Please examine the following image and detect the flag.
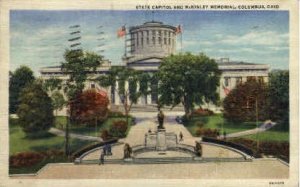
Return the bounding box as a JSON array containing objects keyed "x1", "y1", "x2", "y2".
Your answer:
[
  {"x1": 222, "y1": 84, "x2": 230, "y2": 96},
  {"x1": 117, "y1": 25, "x2": 126, "y2": 38},
  {"x1": 176, "y1": 25, "x2": 182, "y2": 34}
]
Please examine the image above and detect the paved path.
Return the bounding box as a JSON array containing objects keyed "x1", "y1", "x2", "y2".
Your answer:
[
  {"x1": 12, "y1": 159, "x2": 288, "y2": 179},
  {"x1": 219, "y1": 121, "x2": 277, "y2": 139},
  {"x1": 49, "y1": 127, "x2": 103, "y2": 142}
]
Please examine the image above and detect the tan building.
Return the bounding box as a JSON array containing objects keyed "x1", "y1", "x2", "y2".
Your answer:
[{"x1": 40, "y1": 21, "x2": 269, "y2": 111}]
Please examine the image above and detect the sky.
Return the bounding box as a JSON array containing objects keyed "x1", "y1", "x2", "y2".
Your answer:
[{"x1": 10, "y1": 10, "x2": 289, "y2": 76}]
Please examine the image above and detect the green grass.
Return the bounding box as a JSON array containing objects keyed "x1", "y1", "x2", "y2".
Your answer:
[
  {"x1": 9, "y1": 118, "x2": 97, "y2": 174},
  {"x1": 184, "y1": 114, "x2": 289, "y2": 142},
  {"x1": 9, "y1": 118, "x2": 95, "y2": 155},
  {"x1": 54, "y1": 116, "x2": 132, "y2": 137},
  {"x1": 185, "y1": 114, "x2": 257, "y2": 136},
  {"x1": 237, "y1": 130, "x2": 289, "y2": 142}
]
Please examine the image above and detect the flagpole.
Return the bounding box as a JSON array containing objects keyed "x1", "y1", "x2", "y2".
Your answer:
[
  {"x1": 180, "y1": 32, "x2": 183, "y2": 53},
  {"x1": 124, "y1": 26, "x2": 127, "y2": 57}
]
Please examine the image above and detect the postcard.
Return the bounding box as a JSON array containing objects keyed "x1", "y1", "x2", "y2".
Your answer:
[{"x1": 0, "y1": 0, "x2": 298, "y2": 186}]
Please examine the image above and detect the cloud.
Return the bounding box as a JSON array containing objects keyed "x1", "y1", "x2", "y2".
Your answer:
[{"x1": 220, "y1": 31, "x2": 288, "y2": 47}]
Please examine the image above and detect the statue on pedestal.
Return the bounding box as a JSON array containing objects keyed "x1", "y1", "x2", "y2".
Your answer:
[
  {"x1": 157, "y1": 110, "x2": 165, "y2": 129},
  {"x1": 194, "y1": 141, "x2": 202, "y2": 157},
  {"x1": 123, "y1": 143, "x2": 132, "y2": 159}
]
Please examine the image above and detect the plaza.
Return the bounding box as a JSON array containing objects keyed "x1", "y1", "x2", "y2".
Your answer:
[{"x1": 11, "y1": 111, "x2": 289, "y2": 179}]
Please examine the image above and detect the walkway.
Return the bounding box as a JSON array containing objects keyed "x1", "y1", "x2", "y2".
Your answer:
[
  {"x1": 219, "y1": 120, "x2": 277, "y2": 139},
  {"x1": 49, "y1": 127, "x2": 103, "y2": 141}
]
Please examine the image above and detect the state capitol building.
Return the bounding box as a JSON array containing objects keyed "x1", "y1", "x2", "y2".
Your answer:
[{"x1": 40, "y1": 21, "x2": 269, "y2": 111}]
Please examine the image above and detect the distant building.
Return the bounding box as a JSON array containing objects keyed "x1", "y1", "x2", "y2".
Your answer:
[{"x1": 40, "y1": 21, "x2": 269, "y2": 112}]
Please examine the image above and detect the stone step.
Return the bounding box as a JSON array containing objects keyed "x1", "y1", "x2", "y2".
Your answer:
[{"x1": 79, "y1": 157, "x2": 249, "y2": 165}]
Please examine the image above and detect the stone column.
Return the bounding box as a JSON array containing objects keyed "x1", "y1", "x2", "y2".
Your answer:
[
  {"x1": 137, "y1": 81, "x2": 142, "y2": 105},
  {"x1": 115, "y1": 80, "x2": 120, "y2": 105}
]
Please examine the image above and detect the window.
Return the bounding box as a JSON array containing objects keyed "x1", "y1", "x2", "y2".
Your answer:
[
  {"x1": 258, "y1": 77, "x2": 264, "y2": 84},
  {"x1": 152, "y1": 30, "x2": 156, "y2": 36},
  {"x1": 224, "y1": 77, "x2": 230, "y2": 87},
  {"x1": 158, "y1": 37, "x2": 161, "y2": 44},
  {"x1": 164, "y1": 38, "x2": 167, "y2": 44},
  {"x1": 169, "y1": 38, "x2": 171, "y2": 45},
  {"x1": 152, "y1": 36, "x2": 155, "y2": 45},
  {"x1": 247, "y1": 76, "x2": 256, "y2": 81},
  {"x1": 236, "y1": 77, "x2": 242, "y2": 85},
  {"x1": 91, "y1": 83, "x2": 95, "y2": 89}
]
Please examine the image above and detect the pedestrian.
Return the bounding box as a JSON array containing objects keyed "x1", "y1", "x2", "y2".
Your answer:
[
  {"x1": 179, "y1": 131, "x2": 183, "y2": 141},
  {"x1": 107, "y1": 144, "x2": 112, "y2": 156},
  {"x1": 99, "y1": 151, "x2": 105, "y2": 165},
  {"x1": 103, "y1": 144, "x2": 107, "y2": 155}
]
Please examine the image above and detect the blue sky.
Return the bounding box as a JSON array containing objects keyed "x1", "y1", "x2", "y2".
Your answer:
[{"x1": 10, "y1": 10, "x2": 289, "y2": 76}]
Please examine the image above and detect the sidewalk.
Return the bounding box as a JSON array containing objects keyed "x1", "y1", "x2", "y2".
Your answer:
[{"x1": 49, "y1": 127, "x2": 103, "y2": 141}]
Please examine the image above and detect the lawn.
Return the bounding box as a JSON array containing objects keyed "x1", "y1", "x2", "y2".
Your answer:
[
  {"x1": 54, "y1": 116, "x2": 133, "y2": 137},
  {"x1": 236, "y1": 130, "x2": 289, "y2": 142},
  {"x1": 9, "y1": 118, "x2": 96, "y2": 155},
  {"x1": 185, "y1": 114, "x2": 257, "y2": 136},
  {"x1": 184, "y1": 114, "x2": 289, "y2": 142}
]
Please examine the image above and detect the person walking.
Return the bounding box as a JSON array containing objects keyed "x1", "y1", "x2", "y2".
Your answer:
[
  {"x1": 99, "y1": 151, "x2": 105, "y2": 165},
  {"x1": 179, "y1": 131, "x2": 183, "y2": 141}
]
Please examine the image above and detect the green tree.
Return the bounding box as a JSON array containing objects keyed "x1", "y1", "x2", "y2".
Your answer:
[
  {"x1": 51, "y1": 91, "x2": 66, "y2": 116},
  {"x1": 97, "y1": 66, "x2": 141, "y2": 124},
  {"x1": 223, "y1": 79, "x2": 268, "y2": 122},
  {"x1": 61, "y1": 49, "x2": 103, "y2": 155},
  {"x1": 158, "y1": 53, "x2": 221, "y2": 117},
  {"x1": 43, "y1": 77, "x2": 63, "y2": 93},
  {"x1": 62, "y1": 49, "x2": 103, "y2": 99},
  {"x1": 267, "y1": 70, "x2": 289, "y2": 131},
  {"x1": 9, "y1": 66, "x2": 35, "y2": 114},
  {"x1": 17, "y1": 81, "x2": 54, "y2": 136}
]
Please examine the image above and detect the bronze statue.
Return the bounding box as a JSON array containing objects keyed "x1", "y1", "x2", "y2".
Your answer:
[
  {"x1": 194, "y1": 141, "x2": 202, "y2": 157},
  {"x1": 123, "y1": 143, "x2": 132, "y2": 159},
  {"x1": 157, "y1": 110, "x2": 165, "y2": 129}
]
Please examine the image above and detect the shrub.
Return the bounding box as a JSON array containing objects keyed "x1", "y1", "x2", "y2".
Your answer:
[
  {"x1": 230, "y1": 138, "x2": 289, "y2": 162},
  {"x1": 192, "y1": 108, "x2": 214, "y2": 117},
  {"x1": 10, "y1": 152, "x2": 45, "y2": 168},
  {"x1": 17, "y1": 82, "x2": 54, "y2": 135},
  {"x1": 195, "y1": 121, "x2": 204, "y2": 128},
  {"x1": 71, "y1": 89, "x2": 109, "y2": 125},
  {"x1": 196, "y1": 128, "x2": 220, "y2": 138},
  {"x1": 100, "y1": 129, "x2": 112, "y2": 141},
  {"x1": 109, "y1": 120, "x2": 128, "y2": 138},
  {"x1": 108, "y1": 111, "x2": 125, "y2": 117}
]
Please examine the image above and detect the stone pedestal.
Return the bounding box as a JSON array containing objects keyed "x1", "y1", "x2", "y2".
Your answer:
[{"x1": 156, "y1": 129, "x2": 167, "y2": 151}]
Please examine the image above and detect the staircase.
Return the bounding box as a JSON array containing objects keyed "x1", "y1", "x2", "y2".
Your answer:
[{"x1": 78, "y1": 156, "x2": 249, "y2": 165}]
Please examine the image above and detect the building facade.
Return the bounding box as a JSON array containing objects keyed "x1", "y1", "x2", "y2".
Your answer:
[{"x1": 40, "y1": 21, "x2": 269, "y2": 111}]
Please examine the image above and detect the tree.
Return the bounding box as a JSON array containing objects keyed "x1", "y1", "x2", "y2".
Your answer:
[
  {"x1": 17, "y1": 81, "x2": 54, "y2": 135},
  {"x1": 267, "y1": 70, "x2": 289, "y2": 131},
  {"x1": 51, "y1": 91, "x2": 66, "y2": 116},
  {"x1": 62, "y1": 49, "x2": 103, "y2": 100},
  {"x1": 223, "y1": 79, "x2": 268, "y2": 122},
  {"x1": 71, "y1": 89, "x2": 109, "y2": 125},
  {"x1": 61, "y1": 49, "x2": 103, "y2": 155},
  {"x1": 158, "y1": 53, "x2": 221, "y2": 117},
  {"x1": 43, "y1": 77, "x2": 63, "y2": 93},
  {"x1": 9, "y1": 66, "x2": 35, "y2": 114},
  {"x1": 97, "y1": 66, "x2": 141, "y2": 124}
]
